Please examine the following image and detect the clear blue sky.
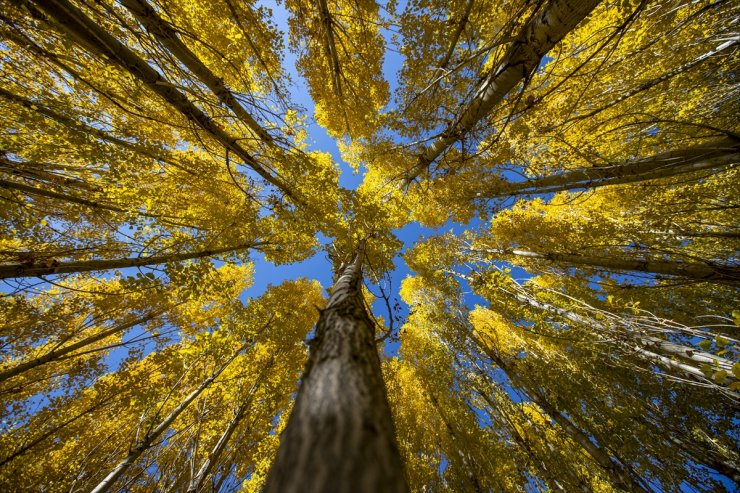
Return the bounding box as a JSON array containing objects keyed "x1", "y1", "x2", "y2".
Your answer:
[{"x1": 245, "y1": 1, "x2": 529, "y2": 356}]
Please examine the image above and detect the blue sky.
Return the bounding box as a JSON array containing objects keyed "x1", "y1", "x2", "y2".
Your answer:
[
  {"x1": 246, "y1": 0, "x2": 436, "y2": 344},
  {"x1": 245, "y1": 1, "x2": 534, "y2": 357}
]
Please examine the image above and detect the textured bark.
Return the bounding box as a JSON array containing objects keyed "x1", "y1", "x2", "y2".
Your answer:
[
  {"x1": 26, "y1": 0, "x2": 298, "y2": 201},
  {"x1": 0, "y1": 311, "x2": 163, "y2": 383},
  {"x1": 484, "y1": 137, "x2": 739, "y2": 198},
  {"x1": 476, "y1": 247, "x2": 740, "y2": 285},
  {"x1": 120, "y1": 0, "x2": 274, "y2": 144},
  {"x1": 408, "y1": 0, "x2": 600, "y2": 181},
  {"x1": 0, "y1": 243, "x2": 257, "y2": 279},
  {"x1": 264, "y1": 247, "x2": 408, "y2": 493},
  {"x1": 90, "y1": 343, "x2": 247, "y2": 493}
]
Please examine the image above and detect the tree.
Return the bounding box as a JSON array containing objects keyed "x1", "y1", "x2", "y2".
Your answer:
[{"x1": 1, "y1": 0, "x2": 738, "y2": 492}]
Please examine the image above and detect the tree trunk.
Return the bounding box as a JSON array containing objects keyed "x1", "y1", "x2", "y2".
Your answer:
[
  {"x1": 186, "y1": 365, "x2": 269, "y2": 493},
  {"x1": 90, "y1": 342, "x2": 248, "y2": 493},
  {"x1": 120, "y1": 0, "x2": 274, "y2": 145},
  {"x1": 473, "y1": 336, "x2": 647, "y2": 492},
  {"x1": 483, "y1": 137, "x2": 739, "y2": 198},
  {"x1": 264, "y1": 245, "x2": 408, "y2": 493},
  {"x1": 475, "y1": 247, "x2": 740, "y2": 285},
  {"x1": 426, "y1": 389, "x2": 484, "y2": 493},
  {"x1": 473, "y1": 386, "x2": 574, "y2": 492},
  {"x1": 0, "y1": 87, "x2": 182, "y2": 169},
  {"x1": 26, "y1": 0, "x2": 297, "y2": 202},
  {"x1": 503, "y1": 288, "x2": 736, "y2": 377},
  {"x1": 0, "y1": 243, "x2": 258, "y2": 279},
  {"x1": 0, "y1": 311, "x2": 163, "y2": 383},
  {"x1": 408, "y1": 0, "x2": 600, "y2": 180}
]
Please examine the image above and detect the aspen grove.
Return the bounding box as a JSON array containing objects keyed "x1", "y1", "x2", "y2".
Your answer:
[{"x1": 0, "y1": 0, "x2": 738, "y2": 492}]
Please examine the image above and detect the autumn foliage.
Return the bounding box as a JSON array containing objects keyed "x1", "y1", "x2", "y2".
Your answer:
[{"x1": 0, "y1": 0, "x2": 738, "y2": 491}]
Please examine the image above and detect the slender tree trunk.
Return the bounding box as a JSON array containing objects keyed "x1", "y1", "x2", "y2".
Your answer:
[
  {"x1": 186, "y1": 367, "x2": 269, "y2": 493},
  {"x1": 0, "y1": 88, "x2": 181, "y2": 169},
  {"x1": 502, "y1": 288, "x2": 735, "y2": 376},
  {"x1": 264, "y1": 244, "x2": 408, "y2": 493},
  {"x1": 0, "y1": 243, "x2": 258, "y2": 279},
  {"x1": 475, "y1": 247, "x2": 740, "y2": 285},
  {"x1": 660, "y1": 426, "x2": 740, "y2": 485},
  {"x1": 426, "y1": 390, "x2": 484, "y2": 493},
  {"x1": 0, "y1": 397, "x2": 114, "y2": 468},
  {"x1": 473, "y1": 387, "x2": 574, "y2": 492},
  {"x1": 0, "y1": 311, "x2": 163, "y2": 383},
  {"x1": 408, "y1": 0, "x2": 601, "y2": 180},
  {"x1": 90, "y1": 342, "x2": 247, "y2": 493},
  {"x1": 482, "y1": 137, "x2": 739, "y2": 198},
  {"x1": 473, "y1": 336, "x2": 647, "y2": 492},
  {"x1": 120, "y1": 0, "x2": 274, "y2": 145},
  {"x1": 565, "y1": 39, "x2": 739, "y2": 124},
  {"x1": 26, "y1": 0, "x2": 298, "y2": 202},
  {"x1": 0, "y1": 176, "x2": 202, "y2": 229}
]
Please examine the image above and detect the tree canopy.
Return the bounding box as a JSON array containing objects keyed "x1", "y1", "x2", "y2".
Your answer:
[{"x1": 0, "y1": 0, "x2": 738, "y2": 491}]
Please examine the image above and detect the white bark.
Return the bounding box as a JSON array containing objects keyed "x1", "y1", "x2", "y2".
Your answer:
[
  {"x1": 408, "y1": 0, "x2": 601, "y2": 181},
  {"x1": 90, "y1": 343, "x2": 248, "y2": 493},
  {"x1": 483, "y1": 137, "x2": 739, "y2": 197}
]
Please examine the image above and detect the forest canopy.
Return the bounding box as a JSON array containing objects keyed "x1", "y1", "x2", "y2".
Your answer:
[{"x1": 0, "y1": 0, "x2": 738, "y2": 492}]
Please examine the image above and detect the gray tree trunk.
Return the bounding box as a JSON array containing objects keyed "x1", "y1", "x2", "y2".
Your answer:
[
  {"x1": 408, "y1": 0, "x2": 601, "y2": 181},
  {"x1": 264, "y1": 246, "x2": 408, "y2": 493},
  {"x1": 27, "y1": 0, "x2": 297, "y2": 201},
  {"x1": 483, "y1": 137, "x2": 739, "y2": 198},
  {"x1": 0, "y1": 243, "x2": 258, "y2": 279}
]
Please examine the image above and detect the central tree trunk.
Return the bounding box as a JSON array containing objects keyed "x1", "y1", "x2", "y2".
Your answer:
[{"x1": 264, "y1": 246, "x2": 408, "y2": 493}]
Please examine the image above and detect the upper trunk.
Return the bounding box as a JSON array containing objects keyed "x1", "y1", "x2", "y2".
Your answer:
[
  {"x1": 27, "y1": 0, "x2": 297, "y2": 201},
  {"x1": 0, "y1": 243, "x2": 257, "y2": 279},
  {"x1": 408, "y1": 0, "x2": 601, "y2": 181},
  {"x1": 264, "y1": 246, "x2": 407, "y2": 493},
  {"x1": 482, "y1": 137, "x2": 739, "y2": 198}
]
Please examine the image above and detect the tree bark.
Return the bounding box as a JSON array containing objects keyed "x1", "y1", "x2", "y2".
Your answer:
[
  {"x1": 264, "y1": 244, "x2": 408, "y2": 493},
  {"x1": 0, "y1": 311, "x2": 163, "y2": 383},
  {"x1": 0, "y1": 243, "x2": 258, "y2": 279},
  {"x1": 482, "y1": 137, "x2": 739, "y2": 198},
  {"x1": 408, "y1": 0, "x2": 601, "y2": 181},
  {"x1": 90, "y1": 342, "x2": 248, "y2": 493},
  {"x1": 25, "y1": 0, "x2": 298, "y2": 202}
]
